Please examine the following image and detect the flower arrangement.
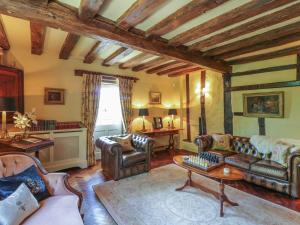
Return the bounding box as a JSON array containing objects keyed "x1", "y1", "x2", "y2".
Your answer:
[{"x1": 13, "y1": 108, "x2": 37, "y2": 137}]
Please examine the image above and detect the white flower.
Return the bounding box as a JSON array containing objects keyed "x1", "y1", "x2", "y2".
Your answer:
[{"x1": 13, "y1": 109, "x2": 38, "y2": 129}]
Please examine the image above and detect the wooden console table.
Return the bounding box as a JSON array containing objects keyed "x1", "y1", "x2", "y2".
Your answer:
[
  {"x1": 0, "y1": 137, "x2": 54, "y2": 159},
  {"x1": 139, "y1": 128, "x2": 181, "y2": 156}
]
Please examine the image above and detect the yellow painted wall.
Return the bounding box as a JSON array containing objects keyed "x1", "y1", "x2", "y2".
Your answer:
[
  {"x1": 179, "y1": 70, "x2": 224, "y2": 152},
  {"x1": 232, "y1": 55, "x2": 300, "y2": 139}
]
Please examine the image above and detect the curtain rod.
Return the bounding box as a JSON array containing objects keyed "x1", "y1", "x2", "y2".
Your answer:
[{"x1": 74, "y1": 69, "x2": 139, "y2": 82}]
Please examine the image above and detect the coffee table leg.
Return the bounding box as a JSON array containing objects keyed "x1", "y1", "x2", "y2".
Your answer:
[
  {"x1": 176, "y1": 169, "x2": 192, "y2": 191},
  {"x1": 219, "y1": 179, "x2": 239, "y2": 217}
]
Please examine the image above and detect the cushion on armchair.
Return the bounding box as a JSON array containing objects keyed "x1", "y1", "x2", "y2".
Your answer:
[
  {"x1": 122, "y1": 151, "x2": 147, "y2": 167},
  {"x1": 0, "y1": 165, "x2": 51, "y2": 201},
  {"x1": 113, "y1": 134, "x2": 134, "y2": 152}
]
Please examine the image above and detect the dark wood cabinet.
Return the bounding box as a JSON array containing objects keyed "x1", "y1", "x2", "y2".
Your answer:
[{"x1": 0, "y1": 65, "x2": 24, "y2": 123}]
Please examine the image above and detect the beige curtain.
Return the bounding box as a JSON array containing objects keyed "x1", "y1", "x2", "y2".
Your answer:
[
  {"x1": 81, "y1": 74, "x2": 101, "y2": 166},
  {"x1": 119, "y1": 78, "x2": 134, "y2": 133}
]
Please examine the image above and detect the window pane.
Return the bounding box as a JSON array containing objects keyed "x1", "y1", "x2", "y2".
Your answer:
[{"x1": 96, "y1": 83, "x2": 123, "y2": 126}]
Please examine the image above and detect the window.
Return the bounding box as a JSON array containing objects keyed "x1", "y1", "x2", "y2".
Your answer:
[{"x1": 95, "y1": 82, "x2": 123, "y2": 126}]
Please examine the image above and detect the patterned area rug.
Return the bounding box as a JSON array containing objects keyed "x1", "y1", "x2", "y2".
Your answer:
[{"x1": 93, "y1": 164, "x2": 300, "y2": 225}]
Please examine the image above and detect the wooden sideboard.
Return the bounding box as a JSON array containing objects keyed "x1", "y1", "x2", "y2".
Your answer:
[{"x1": 7, "y1": 128, "x2": 87, "y2": 172}]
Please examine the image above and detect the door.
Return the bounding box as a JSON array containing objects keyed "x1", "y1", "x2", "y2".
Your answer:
[{"x1": 94, "y1": 80, "x2": 123, "y2": 159}]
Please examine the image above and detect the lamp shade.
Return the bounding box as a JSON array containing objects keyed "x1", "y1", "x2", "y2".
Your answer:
[
  {"x1": 0, "y1": 97, "x2": 16, "y2": 112},
  {"x1": 139, "y1": 108, "x2": 149, "y2": 116},
  {"x1": 168, "y1": 108, "x2": 177, "y2": 116}
]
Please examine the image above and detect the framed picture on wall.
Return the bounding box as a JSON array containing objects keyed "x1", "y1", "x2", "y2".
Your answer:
[
  {"x1": 149, "y1": 91, "x2": 161, "y2": 104},
  {"x1": 243, "y1": 92, "x2": 284, "y2": 118},
  {"x1": 44, "y1": 88, "x2": 65, "y2": 105}
]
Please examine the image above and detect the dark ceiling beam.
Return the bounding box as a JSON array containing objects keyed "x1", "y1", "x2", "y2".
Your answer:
[
  {"x1": 119, "y1": 52, "x2": 153, "y2": 69},
  {"x1": 228, "y1": 45, "x2": 300, "y2": 65},
  {"x1": 78, "y1": 0, "x2": 105, "y2": 22},
  {"x1": 168, "y1": 67, "x2": 202, "y2": 77},
  {"x1": 132, "y1": 56, "x2": 169, "y2": 71},
  {"x1": 102, "y1": 47, "x2": 134, "y2": 66},
  {"x1": 146, "y1": 0, "x2": 228, "y2": 37},
  {"x1": 117, "y1": 0, "x2": 167, "y2": 30},
  {"x1": 217, "y1": 32, "x2": 300, "y2": 60},
  {"x1": 203, "y1": 21, "x2": 300, "y2": 57},
  {"x1": 169, "y1": 0, "x2": 294, "y2": 46},
  {"x1": 190, "y1": 3, "x2": 300, "y2": 50},
  {"x1": 30, "y1": 22, "x2": 46, "y2": 55},
  {"x1": 0, "y1": 17, "x2": 9, "y2": 50},
  {"x1": 146, "y1": 61, "x2": 185, "y2": 74},
  {"x1": 0, "y1": 0, "x2": 230, "y2": 72},
  {"x1": 157, "y1": 64, "x2": 195, "y2": 75},
  {"x1": 83, "y1": 40, "x2": 110, "y2": 63},
  {"x1": 59, "y1": 33, "x2": 80, "y2": 59}
]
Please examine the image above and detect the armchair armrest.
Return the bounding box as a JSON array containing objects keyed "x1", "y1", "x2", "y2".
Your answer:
[
  {"x1": 288, "y1": 150, "x2": 300, "y2": 198},
  {"x1": 45, "y1": 173, "x2": 83, "y2": 209},
  {"x1": 194, "y1": 135, "x2": 213, "y2": 153}
]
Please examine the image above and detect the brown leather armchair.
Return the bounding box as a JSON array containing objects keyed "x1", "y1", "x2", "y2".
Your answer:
[
  {"x1": 95, "y1": 134, "x2": 154, "y2": 180},
  {"x1": 194, "y1": 135, "x2": 300, "y2": 198}
]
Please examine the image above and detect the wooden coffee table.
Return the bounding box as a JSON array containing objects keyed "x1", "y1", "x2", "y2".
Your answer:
[{"x1": 173, "y1": 155, "x2": 245, "y2": 217}]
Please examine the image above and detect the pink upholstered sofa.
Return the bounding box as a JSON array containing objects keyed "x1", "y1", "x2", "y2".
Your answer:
[{"x1": 0, "y1": 152, "x2": 84, "y2": 225}]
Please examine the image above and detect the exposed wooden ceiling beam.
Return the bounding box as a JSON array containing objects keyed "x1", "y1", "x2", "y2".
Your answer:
[
  {"x1": 0, "y1": 0, "x2": 230, "y2": 72},
  {"x1": 83, "y1": 40, "x2": 110, "y2": 63},
  {"x1": 102, "y1": 47, "x2": 133, "y2": 66},
  {"x1": 59, "y1": 33, "x2": 80, "y2": 59},
  {"x1": 190, "y1": 3, "x2": 300, "y2": 50},
  {"x1": 119, "y1": 52, "x2": 153, "y2": 69},
  {"x1": 146, "y1": 61, "x2": 185, "y2": 74},
  {"x1": 117, "y1": 0, "x2": 167, "y2": 30},
  {"x1": 217, "y1": 32, "x2": 300, "y2": 60},
  {"x1": 168, "y1": 67, "x2": 202, "y2": 77},
  {"x1": 169, "y1": 0, "x2": 294, "y2": 46},
  {"x1": 30, "y1": 22, "x2": 46, "y2": 55},
  {"x1": 132, "y1": 56, "x2": 169, "y2": 71},
  {"x1": 204, "y1": 21, "x2": 300, "y2": 57},
  {"x1": 78, "y1": 0, "x2": 105, "y2": 22},
  {"x1": 157, "y1": 64, "x2": 195, "y2": 75},
  {"x1": 146, "y1": 0, "x2": 228, "y2": 37},
  {"x1": 0, "y1": 17, "x2": 9, "y2": 50},
  {"x1": 228, "y1": 46, "x2": 300, "y2": 65}
]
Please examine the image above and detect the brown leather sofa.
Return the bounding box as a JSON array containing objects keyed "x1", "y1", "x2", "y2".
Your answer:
[
  {"x1": 194, "y1": 135, "x2": 300, "y2": 198},
  {"x1": 95, "y1": 134, "x2": 154, "y2": 180}
]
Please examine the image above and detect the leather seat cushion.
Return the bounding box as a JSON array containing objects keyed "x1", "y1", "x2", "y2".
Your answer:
[
  {"x1": 122, "y1": 151, "x2": 146, "y2": 167},
  {"x1": 250, "y1": 160, "x2": 288, "y2": 181},
  {"x1": 225, "y1": 153, "x2": 259, "y2": 170},
  {"x1": 207, "y1": 149, "x2": 236, "y2": 160}
]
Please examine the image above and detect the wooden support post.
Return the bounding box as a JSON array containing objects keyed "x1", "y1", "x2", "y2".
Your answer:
[
  {"x1": 185, "y1": 74, "x2": 191, "y2": 141},
  {"x1": 258, "y1": 118, "x2": 266, "y2": 135},
  {"x1": 223, "y1": 73, "x2": 233, "y2": 134},
  {"x1": 297, "y1": 54, "x2": 300, "y2": 80},
  {"x1": 200, "y1": 70, "x2": 207, "y2": 135}
]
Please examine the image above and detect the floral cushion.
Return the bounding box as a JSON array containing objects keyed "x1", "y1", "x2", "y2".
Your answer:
[
  {"x1": 113, "y1": 134, "x2": 133, "y2": 152},
  {"x1": 212, "y1": 134, "x2": 231, "y2": 151},
  {"x1": 0, "y1": 165, "x2": 51, "y2": 201},
  {"x1": 0, "y1": 183, "x2": 39, "y2": 225}
]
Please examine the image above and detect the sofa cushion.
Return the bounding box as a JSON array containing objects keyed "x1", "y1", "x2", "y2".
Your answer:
[
  {"x1": 207, "y1": 149, "x2": 236, "y2": 160},
  {"x1": 212, "y1": 134, "x2": 231, "y2": 151},
  {"x1": 113, "y1": 134, "x2": 133, "y2": 152},
  {"x1": 23, "y1": 195, "x2": 83, "y2": 225},
  {"x1": 122, "y1": 151, "x2": 146, "y2": 167},
  {"x1": 0, "y1": 165, "x2": 50, "y2": 201},
  {"x1": 250, "y1": 160, "x2": 288, "y2": 181},
  {"x1": 225, "y1": 153, "x2": 259, "y2": 170}
]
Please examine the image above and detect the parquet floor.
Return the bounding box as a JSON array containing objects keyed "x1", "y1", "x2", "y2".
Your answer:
[{"x1": 67, "y1": 150, "x2": 300, "y2": 225}]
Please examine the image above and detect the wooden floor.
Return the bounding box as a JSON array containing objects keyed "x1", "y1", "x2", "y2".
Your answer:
[{"x1": 67, "y1": 150, "x2": 300, "y2": 225}]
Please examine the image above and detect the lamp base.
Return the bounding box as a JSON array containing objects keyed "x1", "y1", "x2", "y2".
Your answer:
[{"x1": 0, "y1": 129, "x2": 10, "y2": 140}]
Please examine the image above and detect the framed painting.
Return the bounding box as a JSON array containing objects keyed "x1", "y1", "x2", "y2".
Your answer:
[
  {"x1": 153, "y1": 117, "x2": 163, "y2": 129},
  {"x1": 149, "y1": 91, "x2": 161, "y2": 104},
  {"x1": 243, "y1": 92, "x2": 284, "y2": 118},
  {"x1": 44, "y1": 88, "x2": 65, "y2": 105}
]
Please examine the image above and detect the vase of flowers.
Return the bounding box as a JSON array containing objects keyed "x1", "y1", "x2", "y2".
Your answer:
[{"x1": 13, "y1": 108, "x2": 37, "y2": 139}]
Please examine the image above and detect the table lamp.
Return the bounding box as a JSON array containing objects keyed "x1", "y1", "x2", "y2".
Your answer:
[
  {"x1": 0, "y1": 97, "x2": 16, "y2": 139},
  {"x1": 168, "y1": 108, "x2": 177, "y2": 129},
  {"x1": 139, "y1": 108, "x2": 149, "y2": 131}
]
